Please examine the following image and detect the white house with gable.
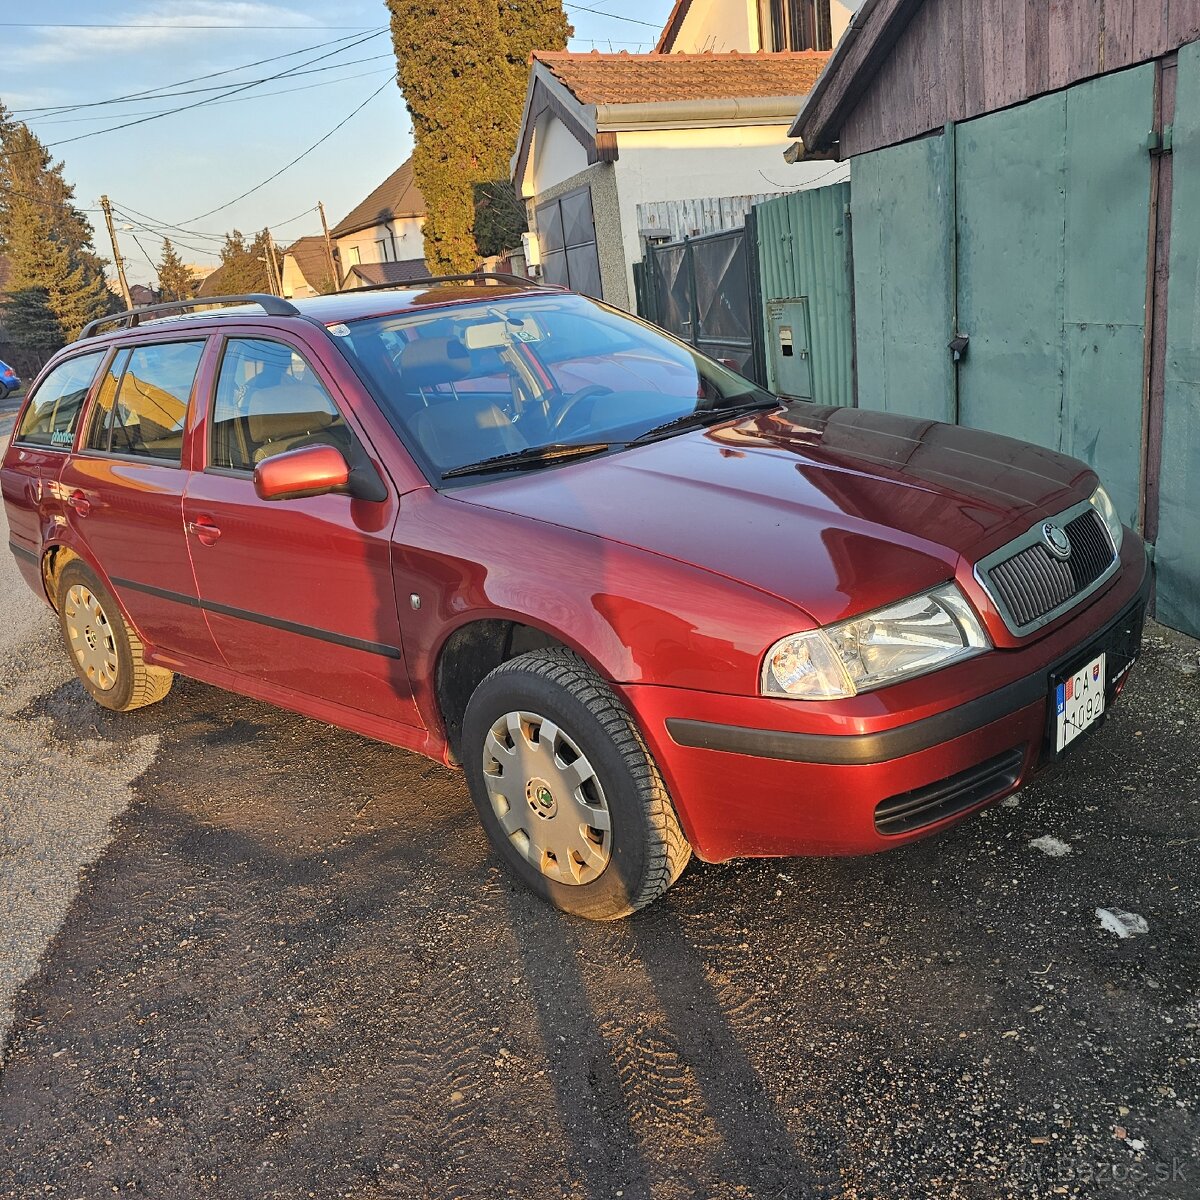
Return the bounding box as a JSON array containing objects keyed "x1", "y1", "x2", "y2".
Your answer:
[{"x1": 510, "y1": 0, "x2": 853, "y2": 310}]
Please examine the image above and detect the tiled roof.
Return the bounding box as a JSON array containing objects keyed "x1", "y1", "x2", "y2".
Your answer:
[
  {"x1": 331, "y1": 158, "x2": 426, "y2": 238},
  {"x1": 285, "y1": 235, "x2": 331, "y2": 287},
  {"x1": 532, "y1": 50, "x2": 830, "y2": 106},
  {"x1": 344, "y1": 259, "x2": 430, "y2": 287}
]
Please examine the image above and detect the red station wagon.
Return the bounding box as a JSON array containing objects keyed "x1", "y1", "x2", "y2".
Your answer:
[{"x1": 2, "y1": 278, "x2": 1148, "y2": 919}]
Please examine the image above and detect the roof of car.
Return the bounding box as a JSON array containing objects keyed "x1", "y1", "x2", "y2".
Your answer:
[{"x1": 74, "y1": 280, "x2": 567, "y2": 345}]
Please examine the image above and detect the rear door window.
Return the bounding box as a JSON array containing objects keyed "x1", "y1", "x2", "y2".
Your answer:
[
  {"x1": 15, "y1": 352, "x2": 106, "y2": 449},
  {"x1": 86, "y1": 341, "x2": 205, "y2": 464}
]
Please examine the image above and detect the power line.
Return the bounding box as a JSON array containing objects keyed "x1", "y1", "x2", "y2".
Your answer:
[
  {"x1": 188, "y1": 79, "x2": 393, "y2": 223},
  {"x1": 563, "y1": 3, "x2": 663, "y2": 29},
  {"x1": 110, "y1": 207, "x2": 227, "y2": 246},
  {"x1": 108, "y1": 197, "x2": 324, "y2": 256},
  {"x1": 12, "y1": 28, "x2": 385, "y2": 115},
  {"x1": 1, "y1": 22, "x2": 377, "y2": 29},
  {"x1": 28, "y1": 64, "x2": 394, "y2": 127},
  {"x1": 0, "y1": 185, "x2": 102, "y2": 214},
  {"x1": 127, "y1": 232, "x2": 161, "y2": 281},
  {"x1": 108, "y1": 213, "x2": 222, "y2": 258},
  {"x1": 47, "y1": 29, "x2": 386, "y2": 148}
]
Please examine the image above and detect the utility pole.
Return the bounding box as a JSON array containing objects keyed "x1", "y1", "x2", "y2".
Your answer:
[
  {"x1": 264, "y1": 230, "x2": 283, "y2": 297},
  {"x1": 99, "y1": 195, "x2": 132, "y2": 308},
  {"x1": 318, "y1": 201, "x2": 340, "y2": 291}
]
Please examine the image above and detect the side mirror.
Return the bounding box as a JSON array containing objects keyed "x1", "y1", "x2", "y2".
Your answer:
[{"x1": 253, "y1": 444, "x2": 350, "y2": 501}]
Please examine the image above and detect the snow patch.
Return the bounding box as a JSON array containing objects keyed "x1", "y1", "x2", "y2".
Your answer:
[
  {"x1": 1096, "y1": 908, "x2": 1149, "y2": 938},
  {"x1": 1030, "y1": 835, "x2": 1072, "y2": 857}
]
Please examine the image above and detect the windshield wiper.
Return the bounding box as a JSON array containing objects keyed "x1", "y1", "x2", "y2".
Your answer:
[
  {"x1": 629, "y1": 398, "x2": 780, "y2": 446},
  {"x1": 441, "y1": 441, "x2": 614, "y2": 479}
]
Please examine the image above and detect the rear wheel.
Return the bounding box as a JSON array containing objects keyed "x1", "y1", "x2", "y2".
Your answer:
[
  {"x1": 462, "y1": 647, "x2": 691, "y2": 920},
  {"x1": 56, "y1": 560, "x2": 173, "y2": 712}
]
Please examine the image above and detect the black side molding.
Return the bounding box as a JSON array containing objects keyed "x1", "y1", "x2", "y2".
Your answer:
[
  {"x1": 111, "y1": 576, "x2": 403, "y2": 660},
  {"x1": 7, "y1": 540, "x2": 37, "y2": 565}
]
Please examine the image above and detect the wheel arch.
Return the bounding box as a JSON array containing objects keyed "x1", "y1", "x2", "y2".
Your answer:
[{"x1": 432, "y1": 614, "x2": 614, "y2": 765}]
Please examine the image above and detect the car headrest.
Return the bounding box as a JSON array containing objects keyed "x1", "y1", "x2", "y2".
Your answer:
[{"x1": 398, "y1": 336, "x2": 472, "y2": 389}]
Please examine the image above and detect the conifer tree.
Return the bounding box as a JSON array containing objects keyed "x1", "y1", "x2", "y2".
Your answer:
[
  {"x1": 217, "y1": 229, "x2": 274, "y2": 294},
  {"x1": 157, "y1": 238, "x2": 198, "y2": 301},
  {"x1": 0, "y1": 104, "x2": 111, "y2": 345},
  {"x1": 387, "y1": 0, "x2": 570, "y2": 272}
]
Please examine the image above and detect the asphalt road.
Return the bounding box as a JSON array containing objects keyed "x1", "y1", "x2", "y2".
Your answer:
[{"x1": 0, "y1": 408, "x2": 1197, "y2": 1198}]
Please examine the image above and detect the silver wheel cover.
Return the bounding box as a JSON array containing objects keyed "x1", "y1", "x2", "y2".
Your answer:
[
  {"x1": 482, "y1": 710, "x2": 612, "y2": 885},
  {"x1": 64, "y1": 583, "x2": 119, "y2": 692}
]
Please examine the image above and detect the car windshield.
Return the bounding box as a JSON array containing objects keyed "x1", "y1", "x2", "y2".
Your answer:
[{"x1": 330, "y1": 293, "x2": 776, "y2": 480}]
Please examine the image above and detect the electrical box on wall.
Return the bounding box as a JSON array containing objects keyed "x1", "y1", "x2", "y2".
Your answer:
[
  {"x1": 766, "y1": 298, "x2": 814, "y2": 401},
  {"x1": 521, "y1": 231, "x2": 542, "y2": 268}
]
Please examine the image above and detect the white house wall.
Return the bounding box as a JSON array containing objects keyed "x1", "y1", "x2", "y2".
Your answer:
[
  {"x1": 667, "y1": 0, "x2": 855, "y2": 52},
  {"x1": 281, "y1": 256, "x2": 319, "y2": 298},
  {"x1": 335, "y1": 215, "x2": 426, "y2": 271},
  {"x1": 668, "y1": 0, "x2": 759, "y2": 52},
  {"x1": 529, "y1": 111, "x2": 591, "y2": 197},
  {"x1": 612, "y1": 125, "x2": 849, "y2": 303},
  {"x1": 831, "y1": 2, "x2": 852, "y2": 44}
]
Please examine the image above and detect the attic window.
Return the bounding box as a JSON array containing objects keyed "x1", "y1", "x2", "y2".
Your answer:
[{"x1": 760, "y1": 0, "x2": 832, "y2": 52}]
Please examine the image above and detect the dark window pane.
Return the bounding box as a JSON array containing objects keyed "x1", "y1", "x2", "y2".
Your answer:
[
  {"x1": 211, "y1": 338, "x2": 350, "y2": 471},
  {"x1": 15, "y1": 352, "x2": 105, "y2": 449},
  {"x1": 108, "y1": 342, "x2": 203, "y2": 463}
]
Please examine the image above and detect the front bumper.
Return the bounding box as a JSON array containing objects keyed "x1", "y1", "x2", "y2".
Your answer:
[{"x1": 622, "y1": 539, "x2": 1150, "y2": 863}]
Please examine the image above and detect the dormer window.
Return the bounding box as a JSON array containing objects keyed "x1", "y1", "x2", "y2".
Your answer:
[{"x1": 760, "y1": 0, "x2": 832, "y2": 51}]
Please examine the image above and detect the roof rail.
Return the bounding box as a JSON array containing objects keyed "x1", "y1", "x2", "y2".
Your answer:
[
  {"x1": 79, "y1": 293, "x2": 299, "y2": 340},
  {"x1": 340, "y1": 271, "x2": 546, "y2": 298}
]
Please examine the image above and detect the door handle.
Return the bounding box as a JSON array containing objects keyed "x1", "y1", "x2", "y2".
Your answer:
[
  {"x1": 186, "y1": 517, "x2": 222, "y2": 546},
  {"x1": 66, "y1": 490, "x2": 91, "y2": 517}
]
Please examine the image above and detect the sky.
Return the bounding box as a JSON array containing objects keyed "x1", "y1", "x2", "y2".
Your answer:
[{"x1": 2, "y1": 0, "x2": 676, "y2": 286}]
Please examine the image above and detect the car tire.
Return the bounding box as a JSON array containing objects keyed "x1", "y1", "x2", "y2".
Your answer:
[
  {"x1": 56, "y1": 560, "x2": 174, "y2": 712},
  {"x1": 462, "y1": 647, "x2": 691, "y2": 920}
]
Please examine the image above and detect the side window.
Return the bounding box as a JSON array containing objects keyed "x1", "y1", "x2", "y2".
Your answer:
[
  {"x1": 210, "y1": 338, "x2": 352, "y2": 472},
  {"x1": 86, "y1": 349, "x2": 130, "y2": 452},
  {"x1": 15, "y1": 352, "x2": 106, "y2": 449},
  {"x1": 86, "y1": 341, "x2": 204, "y2": 464}
]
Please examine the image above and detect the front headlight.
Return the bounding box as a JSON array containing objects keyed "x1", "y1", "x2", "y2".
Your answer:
[
  {"x1": 762, "y1": 583, "x2": 991, "y2": 700},
  {"x1": 1089, "y1": 485, "x2": 1123, "y2": 554}
]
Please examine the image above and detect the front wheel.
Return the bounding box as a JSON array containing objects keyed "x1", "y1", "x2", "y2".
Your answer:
[{"x1": 462, "y1": 648, "x2": 691, "y2": 920}]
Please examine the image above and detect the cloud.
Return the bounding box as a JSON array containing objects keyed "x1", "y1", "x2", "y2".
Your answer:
[{"x1": 15, "y1": 2, "x2": 323, "y2": 67}]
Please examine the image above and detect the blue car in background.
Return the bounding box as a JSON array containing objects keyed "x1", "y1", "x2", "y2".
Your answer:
[{"x1": 0, "y1": 359, "x2": 20, "y2": 399}]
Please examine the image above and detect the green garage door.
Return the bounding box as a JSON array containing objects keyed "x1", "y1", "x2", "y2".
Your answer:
[
  {"x1": 955, "y1": 64, "x2": 1156, "y2": 527},
  {"x1": 1157, "y1": 40, "x2": 1200, "y2": 635}
]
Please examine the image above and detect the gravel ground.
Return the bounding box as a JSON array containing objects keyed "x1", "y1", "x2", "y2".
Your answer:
[
  {"x1": 0, "y1": 410, "x2": 159, "y2": 1050},
  {"x1": 0, "y1": 407, "x2": 1197, "y2": 1197}
]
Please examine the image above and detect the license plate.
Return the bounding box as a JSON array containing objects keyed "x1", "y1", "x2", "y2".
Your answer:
[{"x1": 1054, "y1": 652, "x2": 1106, "y2": 753}]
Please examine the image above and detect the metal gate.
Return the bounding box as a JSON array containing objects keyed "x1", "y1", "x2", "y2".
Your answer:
[
  {"x1": 536, "y1": 185, "x2": 602, "y2": 299},
  {"x1": 634, "y1": 225, "x2": 766, "y2": 386},
  {"x1": 754, "y1": 182, "x2": 855, "y2": 406},
  {"x1": 854, "y1": 63, "x2": 1156, "y2": 530}
]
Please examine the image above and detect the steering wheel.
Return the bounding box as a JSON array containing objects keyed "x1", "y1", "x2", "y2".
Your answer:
[{"x1": 552, "y1": 384, "x2": 615, "y2": 435}]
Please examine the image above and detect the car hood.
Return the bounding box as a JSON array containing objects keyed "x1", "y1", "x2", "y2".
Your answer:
[{"x1": 454, "y1": 405, "x2": 1096, "y2": 626}]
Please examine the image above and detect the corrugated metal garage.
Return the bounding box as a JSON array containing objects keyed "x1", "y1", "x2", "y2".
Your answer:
[{"x1": 790, "y1": 0, "x2": 1200, "y2": 637}]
